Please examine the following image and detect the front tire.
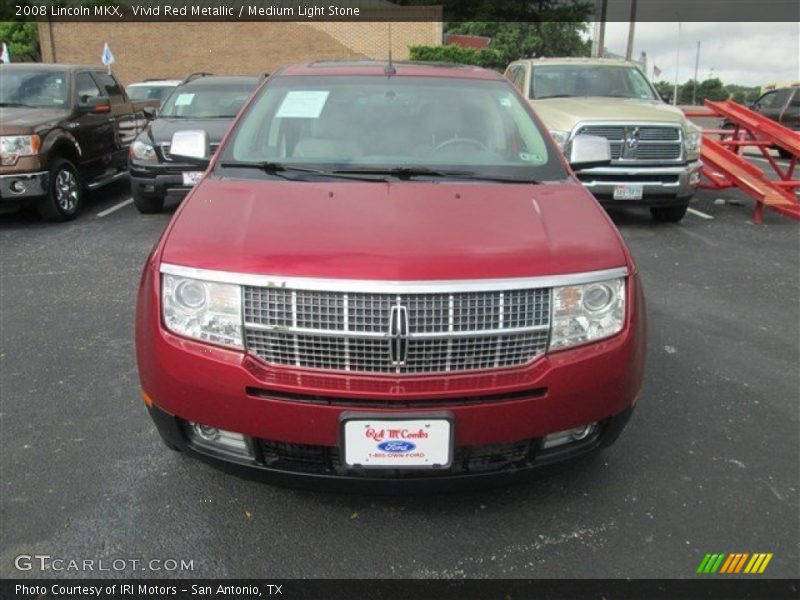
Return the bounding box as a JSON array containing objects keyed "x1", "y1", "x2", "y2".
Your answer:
[
  {"x1": 650, "y1": 202, "x2": 689, "y2": 223},
  {"x1": 37, "y1": 158, "x2": 82, "y2": 221},
  {"x1": 777, "y1": 148, "x2": 791, "y2": 160},
  {"x1": 133, "y1": 188, "x2": 164, "y2": 214}
]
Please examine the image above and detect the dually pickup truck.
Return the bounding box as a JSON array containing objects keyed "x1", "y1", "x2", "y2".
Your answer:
[
  {"x1": 0, "y1": 63, "x2": 155, "y2": 221},
  {"x1": 506, "y1": 57, "x2": 703, "y2": 222}
]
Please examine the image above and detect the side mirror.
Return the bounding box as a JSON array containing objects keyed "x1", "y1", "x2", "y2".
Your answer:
[
  {"x1": 142, "y1": 106, "x2": 157, "y2": 119},
  {"x1": 79, "y1": 95, "x2": 111, "y2": 114},
  {"x1": 567, "y1": 134, "x2": 611, "y2": 170},
  {"x1": 170, "y1": 130, "x2": 210, "y2": 165}
]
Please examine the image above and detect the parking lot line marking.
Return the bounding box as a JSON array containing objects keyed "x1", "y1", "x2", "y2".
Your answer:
[
  {"x1": 97, "y1": 198, "x2": 133, "y2": 218},
  {"x1": 687, "y1": 207, "x2": 714, "y2": 220}
]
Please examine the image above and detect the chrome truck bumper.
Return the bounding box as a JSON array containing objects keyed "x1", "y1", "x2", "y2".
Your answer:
[{"x1": 576, "y1": 160, "x2": 703, "y2": 202}]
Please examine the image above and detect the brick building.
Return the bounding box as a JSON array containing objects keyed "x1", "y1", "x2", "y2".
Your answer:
[{"x1": 37, "y1": 6, "x2": 442, "y2": 85}]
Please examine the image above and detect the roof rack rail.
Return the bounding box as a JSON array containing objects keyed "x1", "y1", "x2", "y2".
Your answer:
[{"x1": 181, "y1": 72, "x2": 214, "y2": 84}]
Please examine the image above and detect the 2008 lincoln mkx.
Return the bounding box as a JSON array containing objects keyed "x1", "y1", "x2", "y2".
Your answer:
[{"x1": 135, "y1": 61, "x2": 646, "y2": 491}]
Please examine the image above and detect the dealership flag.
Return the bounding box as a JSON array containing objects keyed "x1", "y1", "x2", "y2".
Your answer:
[
  {"x1": 1, "y1": 43, "x2": 9, "y2": 64},
  {"x1": 653, "y1": 64, "x2": 662, "y2": 78},
  {"x1": 101, "y1": 42, "x2": 115, "y2": 72}
]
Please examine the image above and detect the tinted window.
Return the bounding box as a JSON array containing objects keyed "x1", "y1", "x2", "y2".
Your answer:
[
  {"x1": 530, "y1": 65, "x2": 657, "y2": 100},
  {"x1": 222, "y1": 75, "x2": 567, "y2": 182},
  {"x1": 160, "y1": 84, "x2": 256, "y2": 118},
  {"x1": 76, "y1": 72, "x2": 101, "y2": 103},
  {"x1": 756, "y1": 91, "x2": 778, "y2": 109},
  {"x1": 790, "y1": 89, "x2": 800, "y2": 108},
  {"x1": 91, "y1": 72, "x2": 124, "y2": 104},
  {"x1": 0, "y1": 68, "x2": 68, "y2": 108},
  {"x1": 127, "y1": 85, "x2": 177, "y2": 102}
]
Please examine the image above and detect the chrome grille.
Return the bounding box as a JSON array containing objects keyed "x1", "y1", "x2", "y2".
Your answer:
[
  {"x1": 243, "y1": 287, "x2": 551, "y2": 374},
  {"x1": 577, "y1": 124, "x2": 683, "y2": 162}
]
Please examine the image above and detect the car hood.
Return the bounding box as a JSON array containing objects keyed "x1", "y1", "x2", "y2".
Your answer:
[
  {"x1": 0, "y1": 106, "x2": 70, "y2": 134},
  {"x1": 145, "y1": 117, "x2": 234, "y2": 145},
  {"x1": 531, "y1": 96, "x2": 687, "y2": 132},
  {"x1": 162, "y1": 177, "x2": 628, "y2": 281}
]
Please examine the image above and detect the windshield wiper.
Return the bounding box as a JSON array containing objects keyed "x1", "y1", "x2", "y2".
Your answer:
[
  {"x1": 331, "y1": 166, "x2": 539, "y2": 184},
  {"x1": 219, "y1": 161, "x2": 389, "y2": 181},
  {"x1": 534, "y1": 94, "x2": 573, "y2": 100},
  {"x1": 0, "y1": 101, "x2": 36, "y2": 108}
]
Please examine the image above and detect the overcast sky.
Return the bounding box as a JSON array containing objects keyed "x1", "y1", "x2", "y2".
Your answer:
[{"x1": 595, "y1": 22, "x2": 799, "y2": 87}]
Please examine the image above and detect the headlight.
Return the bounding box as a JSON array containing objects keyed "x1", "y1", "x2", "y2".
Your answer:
[
  {"x1": 162, "y1": 274, "x2": 242, "y2": 348},
  {"x1": 0, "y1": 135, "x2": 40, "y2": 166},
  {"x1": 549, "y1": 277, "x2": 626, "y2": 350},
  {"x1": 548, "y1": 129, "x2": 570, "y2": 151},
  {"x1": 684, "y1": 127, "x2": 702, "y2": 158},
  {"x1": 130, "y1": 139, "x2": 156, "y2": 161}
]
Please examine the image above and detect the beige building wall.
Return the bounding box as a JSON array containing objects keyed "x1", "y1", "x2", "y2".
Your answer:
[{"x1": 37, "y1": 19, "x2": 442, "y2": 85}]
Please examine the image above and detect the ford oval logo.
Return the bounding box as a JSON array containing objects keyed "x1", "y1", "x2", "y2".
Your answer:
[{"x1": 378, "y1": 441, "x2": 416, "y2": 453}]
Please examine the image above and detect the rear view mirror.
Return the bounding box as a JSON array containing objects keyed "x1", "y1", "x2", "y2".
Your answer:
[
  {"x1": 142, "y1": 106, "x2": 157, "y2": 119},
  {"x1": 79, "y1": 96, "x2": 111, "y2": 114},
  {"x1": 170, "y1": 130, "x2": 210, "y2": 165},
  {"x1": 567, "y1": 134, "x2": 611, "y2": 169}
]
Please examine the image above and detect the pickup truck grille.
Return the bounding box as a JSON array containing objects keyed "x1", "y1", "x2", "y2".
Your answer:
[
  {"x1": 243, "y1": 287, "x2": 551, "y2": 374},
  {"x1": 577, "y1": 124, "x2": 683, "y2": 162}
]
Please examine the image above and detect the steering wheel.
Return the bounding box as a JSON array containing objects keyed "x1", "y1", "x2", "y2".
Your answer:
[{"x1": 433, "y1": 137, "x2": 489, "y2": 153}]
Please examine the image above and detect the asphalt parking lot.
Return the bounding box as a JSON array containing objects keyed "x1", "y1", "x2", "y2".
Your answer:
[{"x1": 1, "y1": 173, "x2": 798, "y2": 579}]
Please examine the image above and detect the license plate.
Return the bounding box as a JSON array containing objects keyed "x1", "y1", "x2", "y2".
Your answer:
[
  {"x1": 341, "y1": 414, "x2": 453, "y2": 469},
  {"x1": 182, "y1": 171, "x2": 204, "y2": 186},
  {"x1": 613, "y1": 184, "x2": 644, "y2": 200}
]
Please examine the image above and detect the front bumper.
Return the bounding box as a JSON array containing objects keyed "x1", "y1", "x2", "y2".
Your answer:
[
  {"x1": 148, "y1": 402, "x2": 634, "y2": 492},
  {"x1": 136, "y1": 260, "x2": 647, "y2": 488},
  {"x1": 576, "y1": 160, "x2": 702, "y2": 204},
  {"x1": 129, "y1": 160, "x2": 197, "y2": 198},
  {"x1": 0, "y1": 171, "x2": 49, "y2": 202}
]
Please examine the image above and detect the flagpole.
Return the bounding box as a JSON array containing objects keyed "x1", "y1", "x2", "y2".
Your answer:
[{"x1": 672, "y1": 21, "x2": 681, "y2": 105}]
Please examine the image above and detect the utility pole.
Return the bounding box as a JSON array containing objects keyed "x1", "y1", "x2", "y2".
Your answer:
[
  {"x1": 597, "y1": 0, "x2": 608, "y2": 57},
  {"x1": 673, "y1": 21, "x2": 682, "y2": 106},
  {"x1": 625, "y1": 0, "x2": 638, "y2": 61},
  {"x1": 692, "y1": 40, "x2": 701, "y2": 105}
]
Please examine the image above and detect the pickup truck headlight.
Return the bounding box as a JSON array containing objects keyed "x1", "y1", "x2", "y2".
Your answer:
[
  {"x1": 162, "y1": 274, "x2": 243, "y2": 348},
  {"x1": 130, "y1": 139, "x2": 157, "y2": 161},
  {"x1": 548, "y1": 129, "x2": 570, "y2": 151},
  {"x1": 684, "y1": 127, "x2": 702, "y2": 159},
  {"x1": 0, "y1": 135, "x2": 40, "y2": 166},
  {"x1": 549, "y1": 277, "x2": 626, "y2": 350}
]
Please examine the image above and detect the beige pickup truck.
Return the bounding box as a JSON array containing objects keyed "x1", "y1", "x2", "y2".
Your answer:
[{"x1": 506, "y1": 57, "x2": 702, "y2": 222}]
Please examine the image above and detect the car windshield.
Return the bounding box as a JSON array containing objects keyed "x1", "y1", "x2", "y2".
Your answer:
[
  {"x1": 127, "y1": 84, "x2": 176, "y2": 102},
  {"x1": 221, "y1": 75, "x2": 565, "y2": 182},
  {"x1": 159, "y1": 84, "x2": 255, "y2": 118},
  {"x1": 531, "y1": 65, "x2": 657, "y2": 100},
  {"x1": 0, "y1": 68, "x2": 69, "y2": 108}
]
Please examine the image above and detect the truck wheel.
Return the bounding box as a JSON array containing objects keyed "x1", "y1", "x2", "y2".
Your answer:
[
  {"x1": 650, "y1": 203, "x2": 689, "y2": 223},
  {"x1": 777, "y1": 148, "x2": 791, "y2": 160},
  {"x1": 133, "y1": 188, "x2": 164, "y2": 214},
  {"x1": 37, "y1": 158, "x2": 82, "y2": 221}
]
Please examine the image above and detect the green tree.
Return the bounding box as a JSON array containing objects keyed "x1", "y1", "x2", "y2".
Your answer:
[
  {"x1": 445, "y1": 22, "x2": 591, "y2": 66},
  {"x1": 409, "y1": 44, "x2": 504, "y2": 70},
  {"x1": 0, "y1": 1, "x2": 39, "y2": 61},
  {"x1": 652, "y1": 80, "x2": 674, "y2": 103},
  {"x1": 679, "y1": 78, "x2": 728, "y2": 105}
]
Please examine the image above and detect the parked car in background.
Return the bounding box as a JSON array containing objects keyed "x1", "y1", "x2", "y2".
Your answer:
[
  {"x1": 126, "y1": 79, "x2": 182, "y2": 107},
  {"x1": 505, "y1": 57, "x2": 703, "y2": 222},
  {"x1": 722, "y1": 87, "x2": 799, "y2": 159},
  {"x1": 0, "y1": 63, "x2": 155, "y2": 221},
  {"x1": 128, "y1": 73, "x2": 261, "y2": 213},
  {"x1": 136, "y1": 61, "x2": 646, "y2": 490}
]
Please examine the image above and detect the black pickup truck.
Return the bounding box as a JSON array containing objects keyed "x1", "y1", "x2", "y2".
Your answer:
[{"x1": 0, "y1": 63, "x2": 156, "y2": 221}]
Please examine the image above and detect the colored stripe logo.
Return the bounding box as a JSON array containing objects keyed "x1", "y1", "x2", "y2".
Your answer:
[{"x1": 697, "y1": 553, "x2": 773, "y2": 574}]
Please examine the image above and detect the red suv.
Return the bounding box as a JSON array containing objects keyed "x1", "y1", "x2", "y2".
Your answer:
[{"x1": 136, "y1": 62, "x2": 646, "y2": 490}]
